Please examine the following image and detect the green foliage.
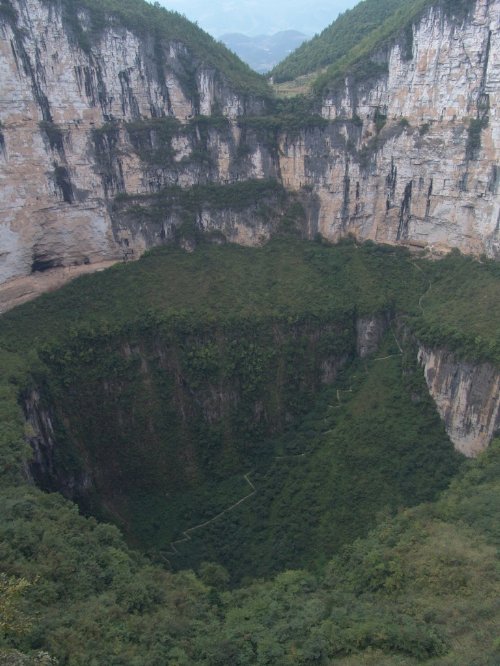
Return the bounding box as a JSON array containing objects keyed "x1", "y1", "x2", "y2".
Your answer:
[
  {"x1": 174, "y1": 344, "x2": 461, "y2": 580},
  {"x1": 38, "y1": 0, "x2": 271, "y2": 98},
  {"x1": 466, "y1": 116, "x2": 489, "y2": 159},
  {"x1": 410, "y1": 251, "x2": 500, "y2": 364},
  {"x1": 0, "y1": 351, "x2": 32, "y2": 485},
  {"x1": 114, "y1": 179, "x2": 286, "y2": 229},
  {"x1": 0, "y1": 442, "x2": 498, "y2": 664},
  {"x1": 123, "y1": 115, "x2": 231, "y2": 168},
  {"x1": 271, "y1": 0, "x2": 410, "y2": 84},
  {"x1": 273, "y1": 0, "x2": 476, "y2": 93},
  {"x1": 0, "y1": 240, "x2": 499, "y2": 664},
  {"x1": 0, "y1": 650, "x2": 57, "y2": 665},
  {"x1": 312, "y1": 0, "x2": 430, "y2": 95},
  {"x1": 0, "y1": 240, "x2": 423, "y2": 353},
  {"x1": 0, "y1": 574, "x2": 31, "y2": 637}
]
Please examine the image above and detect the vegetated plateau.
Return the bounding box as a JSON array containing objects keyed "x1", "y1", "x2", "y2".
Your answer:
[
  {"x1": 0, "y1": 236, "x2": 499, "y2": 664},
  {"x1": 0, "y1": 0, "x2": 498, "y2": 663}
]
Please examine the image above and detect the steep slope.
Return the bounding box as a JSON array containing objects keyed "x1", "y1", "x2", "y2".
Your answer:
[
  {"x1": 270, "y1": 0, "x2": 409, "y2": 83},
  {"x1": 0, "y1": 240, "x2": 499, "y2": 570},
  {"x1": 0, "y1": 0, "x2": 274, "y2": 297},
  {"x1": 0, "y1": 0, "x2": 499, "y2": 308},
  {"x1": 280, "y1": 0, "x2": 499, "y2": 256},
  {"x1": 0, "y1": 240, "x2": 499, "y2": 664}
]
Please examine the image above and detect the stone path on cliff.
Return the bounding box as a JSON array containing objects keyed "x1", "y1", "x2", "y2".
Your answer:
[
  {"x1": 164, "y1": 318, "x2": 417, "y2": 566},
  {"x1": 165, "y1": 453, "x2": 310, "y2": 564}
]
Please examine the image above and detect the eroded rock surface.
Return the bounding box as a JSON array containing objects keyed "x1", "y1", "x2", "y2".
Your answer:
[
  {"x1": 0, "y1": 0, "x2": 499, "y2": 309},
  {"x1": 418, "y1": 346, "x2": 500, "y2": 456}
]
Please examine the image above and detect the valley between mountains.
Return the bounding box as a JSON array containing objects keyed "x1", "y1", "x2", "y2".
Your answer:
[{"x1": 0, "y1": 0, "x2": 499, "y2": 664}]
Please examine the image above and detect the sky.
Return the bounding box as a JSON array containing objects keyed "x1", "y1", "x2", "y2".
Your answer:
[{"x1": 158, "y1": 0, "x2": 360, "y2": 37}]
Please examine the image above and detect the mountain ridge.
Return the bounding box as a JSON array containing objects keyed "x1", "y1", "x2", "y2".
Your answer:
[
  {"x1": 0, "y1": 0, "x2": 498, "y2": 313},
  {"x1": 220, "y1": 30, "x2": 309, "y2": 74},
  {"x1": 0, "y1": 0, "x2": 499, "y2": 661}
]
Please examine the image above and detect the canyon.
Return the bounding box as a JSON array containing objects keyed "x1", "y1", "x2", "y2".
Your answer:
[
  {"x1": 0, "y1": 0, "x2": 498, "y2": 315},
  {"x1": 0, "y1": 4, "x2": 499, "y2": 660}
]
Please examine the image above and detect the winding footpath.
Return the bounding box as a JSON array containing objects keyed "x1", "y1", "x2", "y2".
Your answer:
[
  {"x1": 167, "y1": 472, "x2": 257, "y2": 559},
  {"x1": 165, "y1": 278, "x2": 431, "y2": 564},
  {"x1": 165, "y1": 452, "x2": 314, "y2": 564}
]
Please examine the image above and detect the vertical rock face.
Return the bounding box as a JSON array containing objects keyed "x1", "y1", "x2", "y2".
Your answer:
[
  {"x1": 282, "y1": 0, "x2": 500, "y2": 257},
  {"x1": 0, "y1": 0, "x2": 499, "y2": 309},
  {"x1": 356, "y1": 314, "x2": 389, "y2": 358},
  {"x1": 418, "y1": 347, "x2": 500, "y2": 456},
  {"x1": 0, "y1": 0, "x2": 273, "y2": 294},
  {"x1": 23, "y1": 389, "x2": 91, "y2": 496}
]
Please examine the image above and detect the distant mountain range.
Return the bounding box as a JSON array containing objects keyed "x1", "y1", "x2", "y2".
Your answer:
[
  {"x1": 220, "y1": 30, "x2": 309, "y2": 73},
  {"x1": 159, "y1": 0, "x2": 357, "y2": 37}
]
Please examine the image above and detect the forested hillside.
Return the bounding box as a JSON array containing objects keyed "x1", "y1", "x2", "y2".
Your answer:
[
  {"x1": 271, "y1": 0, "x2": 410, "y2": 83},
  {"x1": 0, "y1": 238, "x2": 499, "y2": 664},
  {"x1": 271, "y1": 0, "x2": 473, "y2": 91},
  {"x1": 0, "y1": 0, "x2": 499, "y2": 662},
  {"x1": 3, "y1": 0, "x2": 271, "y2": 97}
]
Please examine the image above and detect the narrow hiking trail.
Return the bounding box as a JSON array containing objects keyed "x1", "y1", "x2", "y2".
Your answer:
[
  {"x1": 167, "y1": 472, "x2": 257, "y2": 557},
  {"x1": 164, "y1": 303, "x2": 427, "y2": 565},
  {"x1": 412, "y1": 260, "x2": 433, "y2": 315},
  {"x1": 165, "y1": 449, "x2": 314, "y2": 563}
]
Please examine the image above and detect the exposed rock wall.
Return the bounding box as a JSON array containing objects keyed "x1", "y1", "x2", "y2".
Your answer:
[
  {"x1": 356, "y1": 313, "x2": 390, "y2": 358},
  {"x1": 418, "y1": 346, "x2": 500, "y2": 456},
  {"x1": 283, "y1": 0, "x2": 500, "y2": 257},
  {"x1": 0, "y1": 0, "x2": 274, "y2": 297},
  {"x1": 0, "y1": 0, "x2": 499, "y2": 310},
  {"x1": 23, "y1": 388, "x2": 91, "y2": 497}
]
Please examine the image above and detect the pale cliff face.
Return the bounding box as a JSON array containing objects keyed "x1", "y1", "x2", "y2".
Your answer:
[
  {"x1": 0, "y1": 0, "x2": 271, "y2": 295},
  {"x1": 282, "y1": 0, "x2": 500, "y2": 256},
  {"x1": 418, "y1": 347, "x2": 500, "y2": 457},
  {"x1": 0, "y1": 0, "x2": 499, "y2": 308}
]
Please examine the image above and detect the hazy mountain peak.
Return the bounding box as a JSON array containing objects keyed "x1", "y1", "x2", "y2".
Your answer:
[{"x1": 220, "y1": 30, "x2": 309, "y2": 73}]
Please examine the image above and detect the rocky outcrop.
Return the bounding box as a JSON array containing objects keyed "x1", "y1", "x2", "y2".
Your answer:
[
  {"x1": 283, "y1": 0, "x2": 500, "y2": 257},
  {"x1": 23, "y1": 389, "x2": 92, "y2": 496},
  {"x1": 0, "y1": 0, "x2": 499, "y2": 310},
  {"x1": 356, "y1": 313, "x2": 390, "y2": 358},
  {"x1": 0, "y1": 0, "x2": 274, "y2": 303},
  {"x1": 418, "y1": 347, "x2": 500, "y2": 456}
]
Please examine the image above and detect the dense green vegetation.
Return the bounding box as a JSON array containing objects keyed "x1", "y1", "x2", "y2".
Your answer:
[
  {"x1": 0, "y1": 241, "x2": 427, "y2": 555},
  {"x1": 271, "y1": 0, "x2": 474, "y2": 94},
  {"x1": 0, "y1": 430, "x2": 497, "y2": 663},
  {"x1": 411, "y1": 251, "x2": 500, "y2": 364},
  {"x1": 115, "y1": 178, "x2": 286, "y2": 212},
  {"x1": 173, "y1": 344, "x2": 461, "y2": 580},
  {"x1": 111, "y1": 178, "x2": 288, "y2": 236},
  {"x1": 0, "y1": 0, "x2": 497, "y2": 661},
  {"x1": 0, "y1": 240, "x2": 427, "y2": 352},
  {"x1": 0, "y1": 239, "x2": 499, "y2": 663},
  {"x1": 3, "y1": 0, "x2": 270, "y2": 98},
  {"x1": 271, "y1": 0, "x2": 411, "y2": 84}
]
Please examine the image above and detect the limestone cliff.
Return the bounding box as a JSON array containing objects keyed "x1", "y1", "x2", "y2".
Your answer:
[
  {"x1": 282, "y1": 0, "x2": 500, "y2": 257},
  {"x1": 418, "y1": 346, "x2": 500, "y2": 456},
  {"x1": 0, "y1": 0, "x2": 275, "y2": 302},
  {"x1": 0, "y1": 0, "x2": 499, "y2": 311}
]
